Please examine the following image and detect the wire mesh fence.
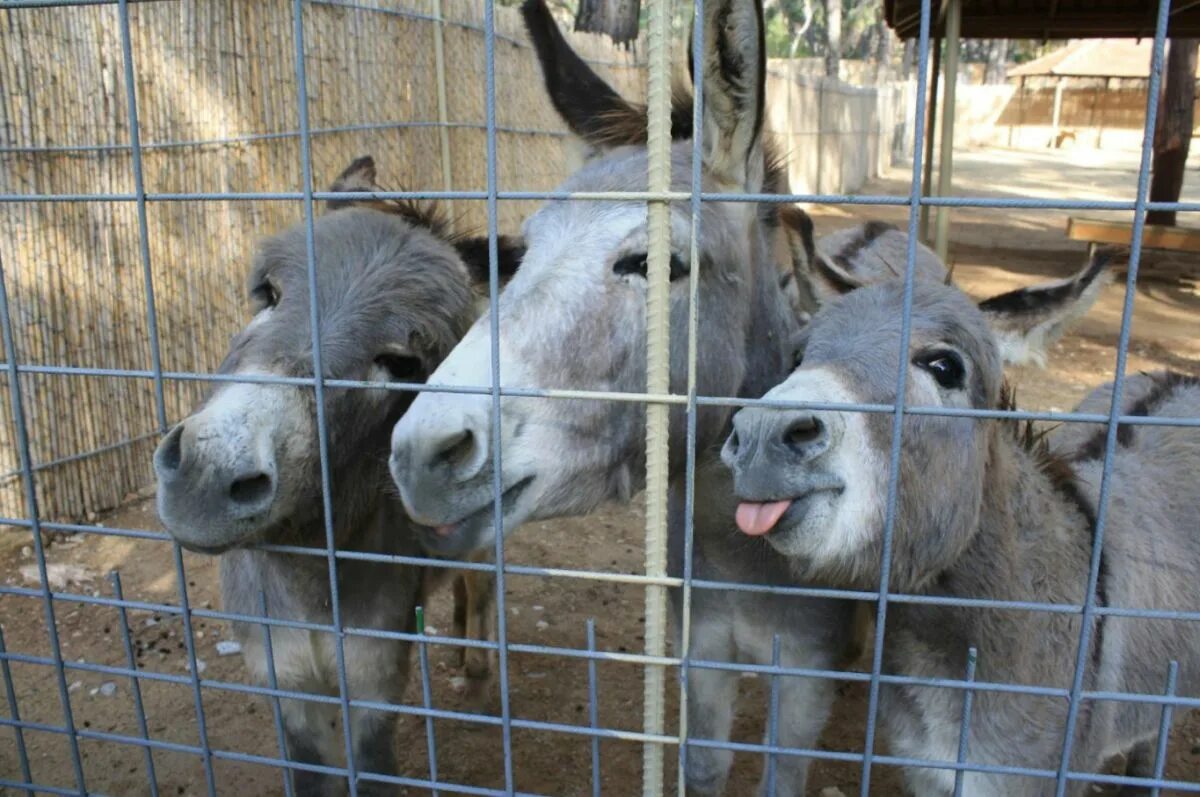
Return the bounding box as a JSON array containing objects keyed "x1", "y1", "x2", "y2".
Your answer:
[{"x1": 0, "y1": 0, "x2": 1198, "y2": 795}]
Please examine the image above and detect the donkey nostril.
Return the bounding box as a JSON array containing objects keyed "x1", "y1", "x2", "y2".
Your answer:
[
  {"x1": 785, "y1": 417, "x2": 823, "y2": 451},
  {"x1": 229, "y1": 473, "x2": 273, "y2": 506},
  {"x1": 156, "y1": 426, "x2": 184, "y2": 473},
  {"x1": 435, "y1": 430, "x2": 475, "y2": 469},
  {"x1": 726, "y1": 431, "x2": 740, "y2": 456}
]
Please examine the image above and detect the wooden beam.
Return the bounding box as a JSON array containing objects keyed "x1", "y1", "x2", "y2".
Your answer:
[{"x1": 1067, "y1": 217, "x2": 1200, "y2": 253}]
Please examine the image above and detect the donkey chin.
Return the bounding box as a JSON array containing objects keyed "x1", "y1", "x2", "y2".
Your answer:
[{"x1": 397, "y1": 470, "x2": 537, "y2": 557}]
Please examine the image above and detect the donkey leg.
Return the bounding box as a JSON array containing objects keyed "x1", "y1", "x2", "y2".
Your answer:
[
  {"x1": 682, "y1": 613, "x2": 739, "y2": 797},
  {"x1": 348, "y1": 706, "x2": 401, "y2": 797},
  {"x1": 280, "y1": 696, "x2": 342, "y2": 797},
  {"x1": 452, "y1": 573, "x2": 469, "y2": 668},
  {"x1": 755, "y1": 661, "x2": 836, "y2": 797},
  {"x1": 462, "y1": 565, "x2": 495, "y2": 704},
  {"x1": 1116, "y1": 740, "x2": 1155, "y2": 797}
]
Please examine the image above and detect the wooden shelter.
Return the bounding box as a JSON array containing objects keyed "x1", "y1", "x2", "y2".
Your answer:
[{"x1": 884, "y1": 0, "x2": 1200, "y2": 261}]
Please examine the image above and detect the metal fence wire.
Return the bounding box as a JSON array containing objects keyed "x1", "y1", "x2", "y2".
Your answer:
[{"x1": 0, "y1": 0, "x2": 1198, "y2": 795}]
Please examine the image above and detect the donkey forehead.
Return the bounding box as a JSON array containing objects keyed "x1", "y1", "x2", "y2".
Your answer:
[
  {"x1": 522, "y1": 142, "x2": 746, "y2": 261},
  {"x1": 244, "y1": 210, "x2": 474, "y2": 364},
  {"x1": 801, "y1": 281, "x2": 1001, "y2": 392}
]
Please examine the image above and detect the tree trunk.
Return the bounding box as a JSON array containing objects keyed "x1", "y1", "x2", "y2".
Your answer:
[
  {"x1": 901, "y1": 39, "x2": 914, "y2": 79},
  {"x1": 1148, "y1": 38, "x2": 1198, "y2": 226},
  {"x1": 983, "y1": 39, "x2": 1008, "y2": 85},
  {"x1": 874, "y1": 8, "x2": 892, "y2": 83},
  {"x1": 575, "y1": 0, "x2": 641, "y2": 46},
  {"x1": 824, "y1": 0, "x2": 842, "y2": 78}
]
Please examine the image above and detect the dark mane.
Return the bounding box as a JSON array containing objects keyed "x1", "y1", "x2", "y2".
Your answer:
[
  {"x1": 326, "y1": 155, "x2": 523, "y2": 284},
  {"x1": 998, "y1": 382, "x2": 1079, "y2": 497}
]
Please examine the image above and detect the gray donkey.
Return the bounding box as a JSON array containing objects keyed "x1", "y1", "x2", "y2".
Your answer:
[
  {"x1": 153, "y1": 156, "x2": 521, "y2": 795},
  {"x1": 722, "y1": 278, "x2": 1200, "y2": 796},
  {"x1": 387, "y1": 1, "x2": 1110, "y2": 794}
]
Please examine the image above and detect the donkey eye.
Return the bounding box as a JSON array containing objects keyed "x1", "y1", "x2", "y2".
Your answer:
[
  {"x1": 613, "y1": 253, "x2": 688, "y2": 281},
  {"x1": 914, "y1": 350, "x2": 966, "y2": 390},
  {"x1": 252, "y1": 281, "x2": 280, "y2": 309},
  {"x1": 374, "y1": 353, "x2": 425, "y2": 383}
]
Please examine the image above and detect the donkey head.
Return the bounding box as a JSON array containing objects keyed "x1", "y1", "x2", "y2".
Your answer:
[
  {"x1": 721, "y1": 278, "x2": 1019, "y2": 592},
  {"x1": 389, "y1": 0, "x2": 790, "y2": 557},
  {"x1": 154, "y1": 157, "x2": 516, "y2": 553}
]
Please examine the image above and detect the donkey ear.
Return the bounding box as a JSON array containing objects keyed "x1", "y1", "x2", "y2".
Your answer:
[
  {"x1": 978, "y1": 248, "x2": 1115, "y2": 367},
  {"x1": 455, "y1": 235, "x2": 525, "y2": 288},
  {"x1": 698, "y1": 0, "x2": 766, "y2": 192},
  {"x1": 522, "y1": 0, "x2": 646, "y2": 151},
  {"x1": 326, "y1": 155, "x2": 379, "y2": 212}
]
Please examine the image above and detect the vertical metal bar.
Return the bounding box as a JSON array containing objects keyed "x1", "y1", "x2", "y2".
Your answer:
[
  {"x1": 1052, "y1": 3, "x2": 1170, "y2": 794},
  {"x1": 587, "y1": 619, "x2": 601, "y2": 797},
  {"x1": 0, "y1": 252, "x2": 88, "y2": 795},
  {"x1": 642, "y1": 0, "x2": 674, "y2": 787},
  {"x1": 259, "y1": 592, "x2": 296, "y2": 797},
  {"x1": 951, "y1": 647, "x2": 977, "y2": 797},
  {"x1": 1148, "y1": 660, "x2": 1179, "y2": 797},
  {"x1": 117, "y1": 0, "x2": 167, "y2": 431},
  {"x1": 416, "y1": 607, "x2": 440, "y2": 797},
  {"x1": 482, "y1": 0, "x2": 516, "y2": 788},
  {"x1": 110, "y1": 572, "x2": 159, "y2": 797},
  {"x1": 918, "y1": 36, "x2": 941, "y2": 243},
  {"x1": 765, "y1": 635, "x2": 782, "y2": 797},
  {"x1": 857, "y1": 0, "x2": 934, "y2": 792},
  {"x1": 932, "y1": 0, "x2": 961, "y2": 263},
  {"x1": 119, "y1": 2, "x2": 217, "y2": 788},
  {"x1": 675, "y1": 0, "x2": 705, "y2": 790},
  {"x1": 431, "y1": 0, "x2": 455, "y2": 231},
  {"x1": 289, "y1": 2, "x2": 360, "y2": 793},
  {"x1": 167, "y1": 547, "x2": 218, "y2": 795},
  {"x1": 0, "y1": 627, "x2": 35, "y2": 797}
]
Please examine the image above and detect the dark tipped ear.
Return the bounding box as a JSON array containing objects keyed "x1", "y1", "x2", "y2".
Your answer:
[
  {"x1": 978, "y1": 247, "x2": 1115, "y2": 367},
  {"x1": 699, "y1": 0, "x2": 766, "y2": 192},
  {"x1": 326, "y1": 156, "x2": 379, "y2": 212},
  {"x1": 522, "y1": 0, "x2": 645, "y2": 149},
  {"x1": 779, "y1": 205, "x2": 816, "y2": 269},
  {"x1": 456, "y1": 235, "x2": 525, "y2": 288}
]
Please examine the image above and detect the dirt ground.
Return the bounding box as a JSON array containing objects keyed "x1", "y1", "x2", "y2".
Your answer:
[{"x1": 3, "y1": 147, "x2": 1200, "y2": 796}]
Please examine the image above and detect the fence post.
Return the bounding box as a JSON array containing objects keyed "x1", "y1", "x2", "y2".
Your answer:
[
  {"x1": 432, "y1": 0, "x2": 455, "y2": 231},
  {"x1": 642, "y1": 0, "x2": 673, "y2": 790}
]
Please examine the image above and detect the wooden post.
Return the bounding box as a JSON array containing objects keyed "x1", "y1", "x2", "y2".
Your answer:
[
  {"x1": 1148, "y1": 39, "x2": 1198, "y2": 227},
  {"x1": 934, "y1": 0, "x2": 961, "y2": 264},
  {"x1": 1050, "y1": 78, "x2": 1065, "y2": 147},
  {"x1": 920, "y1": 37, "x2": 942, "y2": 243}
]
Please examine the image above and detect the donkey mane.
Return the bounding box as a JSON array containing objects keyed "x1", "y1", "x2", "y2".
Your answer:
[
  {"x1": 326, "y1": 155, "x2": 525, "y2": 284},
  {"x1": 997, "y1": 382, "x2": 1081, "y2": 500}
]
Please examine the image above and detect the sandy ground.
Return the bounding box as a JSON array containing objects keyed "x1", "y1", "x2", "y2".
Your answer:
[{"x1": 2, "y1": 146, "x2": 1200, "y2": 796}]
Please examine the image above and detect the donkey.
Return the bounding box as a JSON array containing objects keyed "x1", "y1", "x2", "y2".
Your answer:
[
  {"x1": 388, "y1": 0, "x2": 1114, "y2": 793},
  {"x1": 153, "y1": 156, "x2": 520, "y2": 795},
  {"x1": 721, "y1": 278, "x2": 1200, "y2": 796}
]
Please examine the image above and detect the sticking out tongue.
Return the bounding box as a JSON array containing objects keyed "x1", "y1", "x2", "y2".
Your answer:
[
  {"x1": 735, "y1": 500, "x2": 793, "y2": 536},
  {"x1": 435, "y1": 524, "x2": 457, "y2": 538}
]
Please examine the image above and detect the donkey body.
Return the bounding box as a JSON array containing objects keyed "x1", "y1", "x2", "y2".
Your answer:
[
  {"x1": 723, "y1": 279, "x2": 1200, "y2": 796},
  {"x1": 389, "y1": 1, "x2": 1113, "y2": 793},
  {"x1": 153, "y1": 157, "x2": 518, "y2": 794}
]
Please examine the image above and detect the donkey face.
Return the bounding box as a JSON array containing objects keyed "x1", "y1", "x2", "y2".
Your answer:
[
  {"x1": 721, "y1": 280, "x2": 1004, "y2": 591},
  {"x1": 389, "y1": 0, "x2": 777, "y2": 556},
  {"x1": 154, "y1": 158, "x2": 478, "y2": 553}
]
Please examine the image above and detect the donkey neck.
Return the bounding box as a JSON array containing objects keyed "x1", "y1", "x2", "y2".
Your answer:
[
  {"x1": 887, "y1": 431, "x2": 1097, "y2": 684},
  {"x1": 737, "y1": 223, "x2": 802, "y2": 401}
]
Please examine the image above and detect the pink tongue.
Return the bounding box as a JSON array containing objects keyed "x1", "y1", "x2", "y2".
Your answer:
[
  {"x1": 435, "y1": 524, "x2": 457, "y2": 538},
  {"x1": 735, "y1": 500, "x2": 793, "y2": 536}
]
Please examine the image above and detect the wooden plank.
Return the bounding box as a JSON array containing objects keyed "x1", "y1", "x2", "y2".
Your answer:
[{"x1": 1066, "y1": 216, "x2": 1200, "y2": 252}]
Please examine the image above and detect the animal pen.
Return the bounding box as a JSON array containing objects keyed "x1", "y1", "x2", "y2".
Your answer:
[{"x1": 0, "y1": 0, "x2": 1199, "y2": 794}]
